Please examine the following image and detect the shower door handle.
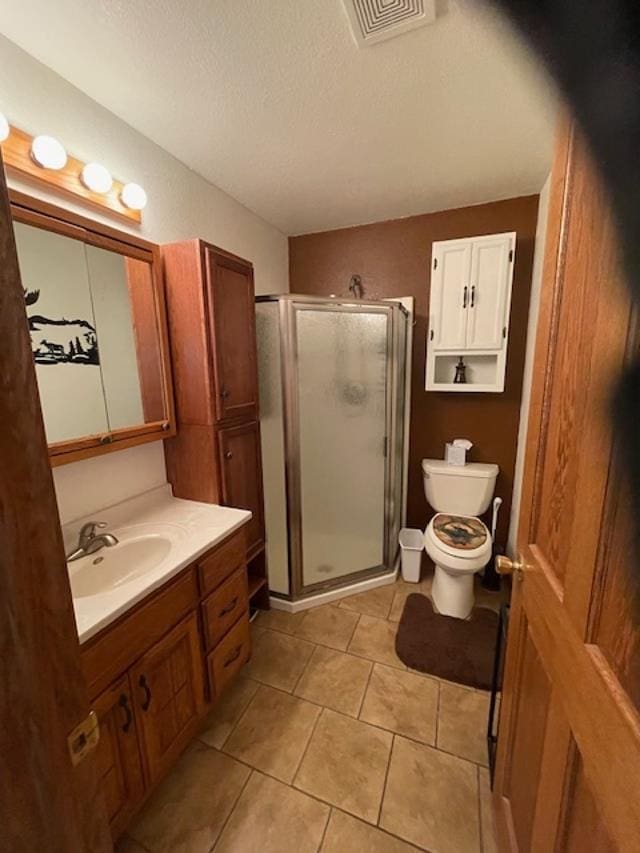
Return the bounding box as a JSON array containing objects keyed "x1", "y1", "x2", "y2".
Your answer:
[{"x1": 383, "y1": 436, "x2": 388, "y2": 457}]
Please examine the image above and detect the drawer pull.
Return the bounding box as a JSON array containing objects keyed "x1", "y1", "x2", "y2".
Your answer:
[
  {"x1": 224, "y1": 645, "x2": 243, "y2": 668},
  {"x1": 224, "y1": 451, "x2": 233, "y2": 460},
  {"x1": 118, "y1": 693, "x2": 133, "y2": 733},
  {"x1": 139, "y1": 675, "x2": 152, "y2": 711},
  {"x1": 219, "y1": 597, "x2": 238, "y2": 618},
  {"x1": 220, "y1": 388, "x2": 230, "y2": 399}
]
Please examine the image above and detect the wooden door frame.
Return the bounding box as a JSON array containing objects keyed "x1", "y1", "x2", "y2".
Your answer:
[{"x1": 0, "y1": 155, "x2": 111, "y2": 848}]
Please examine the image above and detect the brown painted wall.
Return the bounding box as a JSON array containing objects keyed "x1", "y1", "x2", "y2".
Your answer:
[{"x1": 289, "y1": 195, "x2": 539, "y2": 545}]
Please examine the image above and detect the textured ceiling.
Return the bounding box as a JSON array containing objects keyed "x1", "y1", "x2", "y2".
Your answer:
[{"x1": 0, "y1": 0, "x2": 555, "y2": 235}]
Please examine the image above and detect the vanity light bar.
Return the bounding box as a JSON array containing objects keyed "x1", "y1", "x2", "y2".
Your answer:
[{"x1": 0, "y1": 116, "x2": 146, "y2": 223}]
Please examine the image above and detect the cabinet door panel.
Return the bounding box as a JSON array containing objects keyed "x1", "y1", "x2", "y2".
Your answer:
[
  {"x1": 205, "y1": 248, "x2": 259, "y2": 423},
  {"x1": 431, "y1": 241, "x2": 471, "y2": 350},
  {"x1": 131, "y1": 612, "x2": 205, "y2": 784},
  {"x1": 218, "y1": 421, "x2": 265, "y2": 554},
  {"x1": 466, "y1": 235, "x2": 513, "y2": 350},
  {"x1": 93, "y1": 675, "x2": 145, "y2": 838}
]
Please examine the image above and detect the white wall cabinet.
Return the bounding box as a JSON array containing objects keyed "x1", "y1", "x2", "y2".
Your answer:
[{"x1": 426, "y1": 231, "x2": 516, "y2": 392}]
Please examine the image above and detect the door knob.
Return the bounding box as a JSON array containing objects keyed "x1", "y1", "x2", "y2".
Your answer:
[{"x1": 495, "y1": 554, "x2": 525, "y2": 581}]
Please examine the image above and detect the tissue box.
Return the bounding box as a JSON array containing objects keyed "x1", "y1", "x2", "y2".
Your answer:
[{"x1": 445, "y1": 443, "x2": 467, "y2": 466}]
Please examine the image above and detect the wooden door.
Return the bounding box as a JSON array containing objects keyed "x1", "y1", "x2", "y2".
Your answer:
[
  {"x1": 493, "y1": 123, "x2": 640, "y2": 851},
  {"x1": 218, "y1": 420, "x2": 265, "y2": 555},
  {"x1": 0, "y1": 155, "x2": 111, "y2": 849},
  {"x1": 205, "y1": 247, "x2": 259, "y2": 423},
  {"x1": 466, "y1": 233, "x2": 514, "y2": 351},
  {"x1": 131, "y1": 612, "x2": 205, "y2": 784},
  {"x1": 430, "y1": 238, "x2": 471, "y2": 350},
  {"x1": 93, "y1": 675, "x2": 145, "y2": 838}
]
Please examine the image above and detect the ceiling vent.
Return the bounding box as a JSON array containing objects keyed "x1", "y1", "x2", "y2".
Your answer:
[{"x1": 342, "y1": 0, "x2": 436, "y2": 47}]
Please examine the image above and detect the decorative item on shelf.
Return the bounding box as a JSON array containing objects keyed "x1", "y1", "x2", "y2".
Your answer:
[
  {"x1": 0, "y1": 117, "x2": 146, "y2": 223},
  {"x1": 348, "y1": 273, "x2": 363, "y2": 298},
  {"x1": 453, "y1": 356, "x2": 467, "y2": 384}
]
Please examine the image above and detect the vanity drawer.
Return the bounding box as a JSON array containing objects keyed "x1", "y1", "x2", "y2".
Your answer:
[
  {"x1": 202, "y1": 568, "x2": 248, "y2": 651},
  {"x1": 207, "y1": 616, "x2": 251, "y2": 699},
  {"x1": 198, "y1": 527, "x2": 246, "y2": 596},
  {"x1": 82, "y1": 568, "x2": 198, "y2": 699}
]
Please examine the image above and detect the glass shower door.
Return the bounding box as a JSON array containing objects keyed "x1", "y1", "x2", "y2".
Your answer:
[{"x1": 292, "y1": 304, "x2": 391, "y2": 592}]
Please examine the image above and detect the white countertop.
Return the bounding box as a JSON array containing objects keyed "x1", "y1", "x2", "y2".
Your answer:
[{"x1": 63, "y1": 485, "x2": 251, "y2": 644}]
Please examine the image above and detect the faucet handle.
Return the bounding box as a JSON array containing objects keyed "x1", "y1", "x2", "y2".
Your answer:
[{"x1": 79, "y1": 520, "x2": 107, "y2": 543}]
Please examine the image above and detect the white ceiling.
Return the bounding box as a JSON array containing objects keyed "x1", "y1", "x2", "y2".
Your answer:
[{"x1": 0, "y1": 0, "x2": 555, "y2": 235}]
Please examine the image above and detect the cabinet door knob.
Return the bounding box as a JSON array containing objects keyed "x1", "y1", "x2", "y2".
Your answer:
[
  {"x1": 139, "y1": 675, "x2": 152, "y2": 711},
  {"x1": 462, "y1": 286, "x2": 468, "y2": 309},
  {"x1": 224, "y1": 645, "x2": 243, "y2": 668},
  {"x1": 118, "y1": 693, "x2": 133, "y2": 733},
  {"x1": 224, "y1": 451, "x2": 233, "y2": 460},
  {"x1": 470, "y1": 285, "x2": 476, "y2": 308},
  {"x1": 220, "y1": 388, "x2": 230, "y2": 399}
]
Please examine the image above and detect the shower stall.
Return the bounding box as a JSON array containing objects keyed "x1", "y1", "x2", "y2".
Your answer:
[{"x1": 256, "y1": 294, "x2": 411, "y2": 605}]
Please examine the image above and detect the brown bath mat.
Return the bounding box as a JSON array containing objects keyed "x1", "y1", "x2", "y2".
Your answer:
[{"x1": 395, "y1": 594, "x2": 498, "y2": 690}]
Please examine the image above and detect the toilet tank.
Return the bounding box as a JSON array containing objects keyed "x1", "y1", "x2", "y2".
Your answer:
[{"x1": 422, "y1": 459, "x2": 499, "y2": 515}]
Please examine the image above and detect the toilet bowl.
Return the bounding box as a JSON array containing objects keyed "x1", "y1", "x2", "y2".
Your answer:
[
  {"x1": 424, "y1": 513, "x2": 492, "y2": 618},
  {"x1": 422, "y1": 459, "x2": 499, "y2": 619}
]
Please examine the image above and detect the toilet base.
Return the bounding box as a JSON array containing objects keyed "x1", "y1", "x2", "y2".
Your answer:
[{"x1": 432, "y1": 564, "x2": 475, "y2": 619}]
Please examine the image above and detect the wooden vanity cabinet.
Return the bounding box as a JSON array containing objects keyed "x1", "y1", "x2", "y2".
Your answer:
[
  {"x1": 81, "y1": 524, "x2": 251, "y2": 839},
  {"x1": 130, "y1": 612, "x2": 205, "y2": 784},
  {"x1": 162, "y1": 240, "x2": 268, "y2": 604},
  {"x1": 93, "y1": 674, "x2": 145, "y2": 839}
]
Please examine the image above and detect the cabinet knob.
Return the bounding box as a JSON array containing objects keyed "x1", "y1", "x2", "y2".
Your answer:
[
  {"x1": 220, "y1": 388, "x2": 230, "y2": 399},
  {"x1": 224, "y1": 451, "x2": 233, "y2": 460},
  {"x1": 138, "y1": 675, "x2": 152, "y2": 711}
]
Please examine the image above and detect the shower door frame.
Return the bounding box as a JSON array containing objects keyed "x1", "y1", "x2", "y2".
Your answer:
[{"x1": 259, "y1": 294, "x2": 406, "y2": 600}]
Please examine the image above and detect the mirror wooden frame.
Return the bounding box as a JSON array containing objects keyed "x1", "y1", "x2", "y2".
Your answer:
[{"x1": 9, "y1": 190, "x2": 176, "y2": 466}]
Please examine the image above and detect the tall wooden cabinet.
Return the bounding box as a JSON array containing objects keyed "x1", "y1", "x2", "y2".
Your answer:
[{"x1": 162, "y1": 240, "x2": 268, "y2": 606}]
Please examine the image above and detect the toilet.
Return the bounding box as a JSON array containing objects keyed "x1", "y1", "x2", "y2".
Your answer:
[{"x1": 422, "y1": 459, "x2": 499, "y2": 619}]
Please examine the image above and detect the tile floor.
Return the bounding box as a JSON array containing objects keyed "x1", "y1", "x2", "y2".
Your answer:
[{"x1": 121, "y1": 570, "x2": 504, "y2": 853}]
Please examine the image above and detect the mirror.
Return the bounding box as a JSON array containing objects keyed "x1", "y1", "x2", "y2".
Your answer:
[{"x1": 11, "y1": 195, "x2": 174, "y2": 462}]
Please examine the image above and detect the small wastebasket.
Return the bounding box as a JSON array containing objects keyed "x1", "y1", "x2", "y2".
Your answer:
[{"x1": 399, "y1": 528, "x2": 424, "y2": 583}]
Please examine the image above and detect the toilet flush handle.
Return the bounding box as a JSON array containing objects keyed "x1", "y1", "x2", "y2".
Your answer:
[{"x1": 495, "y1": 554, "x2": 525, "y2": 582}]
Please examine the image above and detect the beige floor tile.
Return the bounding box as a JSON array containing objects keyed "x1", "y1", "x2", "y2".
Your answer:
[
  {"x1": 294, "y1": 646, "x2": 373, "y2": 717},
  {"x1": 244, "y1": 627, "x2": 315, "y2": 691},
  {"x1": 320, "y1": 809, "x2": 421, "y2": 852},
  {"x1": 199, "y1": 676, "x2": 259, "y2": 749},
  {"x1": 348, "y1": 614, "x2": 407, "y2": 669},
  {"x1": 388, "y1": 586, "x2": 426, "y2": 623},
  {"x1": 438, "y1": 682, "x2": 490, "y2": 765},
  {"x1": 129, "y1": 742, "x2": 250, "y2": 853},
  {"x1": 380, "y1": 737, "x2": 480, "y2": 853},
  {"x1": 224, "y1": 684, "x2": 321, "y2": 782},
  {"x1": 359, "y1": 663, "x2": 438, "y2": 744},
  {"x1": 473, "y1": 577, "x2": 507, "y2": 613},
  {"x1": 294, "y1": 708, "x2": 392, "y2": 824},
  {"x1": 295, "y1": 604, "x2": 360, "y2": 651},
  {"x1": 215, "y1": 771, "x2": 330, "y2": 853},
  {"x1": 479, "y1": 767, "x2": 499, "y2": 853},
  {"x1": 256, "y1": 608, "x2": 307, "y2": 635},
  {"x1": 339, "y1": 584, "x2": 395, "y2": 619}
]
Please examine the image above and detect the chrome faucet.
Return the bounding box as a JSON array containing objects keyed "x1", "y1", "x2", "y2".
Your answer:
[{"x1": 66, "y1": 521, "x2": 119, "y2": 562}]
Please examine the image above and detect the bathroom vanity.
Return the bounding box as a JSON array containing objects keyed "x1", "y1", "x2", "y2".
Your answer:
[{"x1": 67, "y1": 488, "x2": 252, "y2": 838}]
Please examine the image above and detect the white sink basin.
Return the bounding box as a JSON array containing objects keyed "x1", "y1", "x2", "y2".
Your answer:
[{"x1": 69, "y1": 523, "x2": 186, "y2": 599}]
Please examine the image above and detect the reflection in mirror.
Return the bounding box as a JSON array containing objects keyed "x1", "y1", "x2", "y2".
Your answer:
[
  {"x1": 13, "y1": 220, "x2": 168, "y2": 448},
  {"x1": 13, "y1": 222, "x2": 109, "y2": 443}
]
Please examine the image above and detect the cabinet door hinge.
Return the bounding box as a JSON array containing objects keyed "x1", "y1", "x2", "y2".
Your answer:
[
  {"x1": 433, "y1": 257, "x2": 438, "y2": 270},
  {"x1": 67, "y1": 710, "x2": 100, "y2": 767},
  {"x1": 508, "y1": 249, "x2": 514, "y2": 263}
]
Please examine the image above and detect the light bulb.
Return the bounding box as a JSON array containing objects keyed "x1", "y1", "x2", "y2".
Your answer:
[
  {"x1": 31, "y1": 135, "x2": 67, "y2": 170},
  {"x1": 0, "y1": 113, "x2": 9, "y2": 143},
  {"x1": 81, "y1": 162, "x2": 113, "y2": 194},
  {"x1": 120, "y1": 182, "x2": 147, "y2": 210}
]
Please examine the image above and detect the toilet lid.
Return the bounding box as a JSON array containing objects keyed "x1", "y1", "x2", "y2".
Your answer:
[{"x1": 426, "y1": 514, "x2": 491, "y2": 559}]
